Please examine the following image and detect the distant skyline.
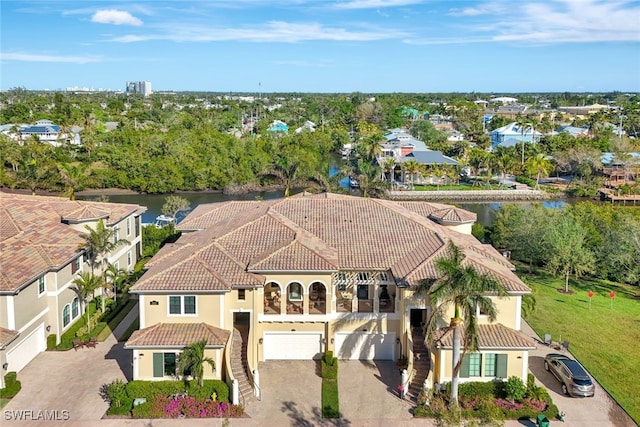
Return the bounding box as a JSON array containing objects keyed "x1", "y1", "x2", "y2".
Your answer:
[{"x1": 1, "y1": 0, "x2": 639, "y2": 93}]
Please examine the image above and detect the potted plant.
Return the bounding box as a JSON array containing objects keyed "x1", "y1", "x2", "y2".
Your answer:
[{"x1": 397, "y1": 355, "x2": 408, "y2": 371}]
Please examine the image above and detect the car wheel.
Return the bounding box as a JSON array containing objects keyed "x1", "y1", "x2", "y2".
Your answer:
[
  {"x1": 544, "y1": 361, "x2": 549, "y2": 371},
  {"x1": 562, "y1": 383, "x2": 569, "y2": 396}
]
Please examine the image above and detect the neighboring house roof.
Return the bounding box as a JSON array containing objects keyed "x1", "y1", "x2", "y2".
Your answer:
[
  {"x1": 132, "y1": 193, "x2": 530, "y2": 293},
  {"x1": 0, "y1": 192, "x2": 145, "y2": 293},
  {"x1": 398, "y1": 150, "x2": 459, "y2": 166},
  {"x1": 125, "y1": 323, "x2": 230, "y2": 348},
  {"x1": 0, "y1": 326, "x2": 20, "y2": 349},
  {"x1": 429, "y1": 207, "x2": 477, "y2": 225},
  {"x1": 434, "y1": 323, "x2": 537, "y2": 350}
]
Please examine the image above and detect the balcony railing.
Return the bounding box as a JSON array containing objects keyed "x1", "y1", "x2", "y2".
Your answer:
[
  {"x1": 379, "y1": 298, "x2": 395, "y2": 313},
  {"x1": 358, "y1": 299, "x2": 373, "y2": 313},
  {"x1": 286, "y1": 301, "x2": 303, "y2": 314},
  {"x1": 309, "y1": 299, "x2": 327, "y2": 314},
  {"x1": 336, "y1": 298, "x2": 352, "y2": 312},
  {"x1": 264, "y1": 296, "x2": 281, "y2": 314}
]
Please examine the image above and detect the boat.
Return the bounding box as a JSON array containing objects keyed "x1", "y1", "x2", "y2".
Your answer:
[
  {"x1": 153, "y1": 215, "x2": 176, "y2": 228},
  {"x1": 349, "y1": 178, "x2": 360, "y2": 189}
]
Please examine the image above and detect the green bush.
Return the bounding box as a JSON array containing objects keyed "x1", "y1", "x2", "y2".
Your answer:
[
  {"x1": 57, "y1": 302, "x2": 97, "y2": 350},
  {"x1": 543, "y1": 402, "x2": 559, "y2": 420},
  {"x1": 458, "y1": 381, "x2": 501, "y2": 400},
  {"x1": 125, "y1": 380, "x2": 229, "y2": 403},
  {"x1": 0, "y1": 372, "x2": 21, "y2": 398},
  {"x1": 131, "y1": 401, "x2": 154, "y2": 418},
  {"x1": 47, "y1": 334, "x2": 57, "y2": 350},
  {"x1": 321, "y1": 380, "x2": 339, "y2": 418},
  {"x1": 107, "y1": 397, "x2": 132, "y2": 416},
  {"x1": 105, "y1": 379, "x2": 128, "y2": 409},
  {"x1": 321, "y1": 353, "x2": 338, "y2": 380},
  {"x1": 515, "y1": 175, "x2": 537, "y2": 188},
  {"x1": 505, "y1": 376, "x2": 527, "y2": 402}
]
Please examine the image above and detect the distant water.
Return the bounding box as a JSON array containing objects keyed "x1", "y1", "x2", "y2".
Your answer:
[{"x1": 77, "y1": 192, "x2": 572, "y2": 228}]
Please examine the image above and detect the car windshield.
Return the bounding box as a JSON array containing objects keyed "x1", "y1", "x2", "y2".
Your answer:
[{"x1": 573, "y1": 377, "x2": 592, "y2": 386}]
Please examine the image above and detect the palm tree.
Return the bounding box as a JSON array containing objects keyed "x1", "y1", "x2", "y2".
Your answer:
[
  {"x1": 71, "y1": 272, "x2": 102, "y2": 330},
  {"x1": 177, "y1": 339, "x2": 216, "y2": 387},
  {"x1": 78, "y1": 219, "x2": 130, "y2": 312},
  {"x1": 57, "y1": 162, "x2": 88, "y2": 200},
  {"x1": 357, "y1": 133, "x2": 384, "y2": 161},
  {"x1": 382, "y1": 157, "x2": 396, "y2": 184},
  {"x1": 415, "y1": 242, "x2": 506, "y2": 407},
  {"x1": 355, "y1": 159, "x2": 388, "y2": 198},
  {"x1": 103, "y1": 264, "x2": 128, "y2": 303},
  {"x1": 401, "y1": 159, "x2": 421, "y2": 189},
  {"x1": 525, "y1": 154, "x2": 553, "y2": 190}
]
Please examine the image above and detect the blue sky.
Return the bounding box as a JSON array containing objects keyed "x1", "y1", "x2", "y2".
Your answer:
[{"x1": 1, "y1": 0, "x2": 639, "y2": 93}]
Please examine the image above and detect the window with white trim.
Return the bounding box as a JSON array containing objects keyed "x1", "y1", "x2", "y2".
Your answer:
[
  {"x1": 288, "y1": 283, "x2": 302, "y2": 301},
  {"x1": 38, "y1": 276, "x2": 46, "y2": 295},
  {"x1": 126, "y1": 217, "x2": 131, "y2": 236},
  {"x1": 113, "y1": 227, "x2": 119, "y2": 244},
  {"x1": 127, "y1": 251, "x2": 132, "y2": 267},
  {"x1": 153, "y1": 352, "x2": 176, "y2": 377},
  {"x1": 63, "y1": 304, "x2": 71, "y2": 327},
  {"x1": 72, "y1": 297, "x2": 79, "y2": 319},
  {"x1": 168, "y1": 295, "x2": 197, "y2": 315}
]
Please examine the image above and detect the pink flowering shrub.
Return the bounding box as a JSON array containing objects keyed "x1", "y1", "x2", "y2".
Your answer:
[
  {"x1": 132, "y1": 395, "x2": 244, "y2": 419},
  {"x1": 523, "y1": 398, "x2": 547, "y2": 412},
  {"x1": 494, "y1": 399, "x2": 524, "y2": 411}
]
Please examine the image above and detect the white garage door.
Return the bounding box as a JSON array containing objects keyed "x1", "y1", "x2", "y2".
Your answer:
[
  {"x1": 7, "y1": 324, "x2": 45, "y2": 372},
  {"x1": 335, "y1": 332, "x2": 396, "y2": 360},
  {"x1": 263, "y1": 332, "x2": 324, "y2": 360}
]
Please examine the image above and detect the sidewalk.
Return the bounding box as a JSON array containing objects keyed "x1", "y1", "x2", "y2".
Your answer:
[{"x1": 111, "y1": 302, "x2": 139, "y2": 341}]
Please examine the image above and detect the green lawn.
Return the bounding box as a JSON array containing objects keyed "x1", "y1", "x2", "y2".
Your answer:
[
  {"x1": 321, "y1": 379, "x2": 340, "y2": 418},
  {"x1": 522, "y1": 270, "x2": 640, "y2": 424},
  {"x1": 0, "y1": 398, "x2": 10, "y2": 410}
]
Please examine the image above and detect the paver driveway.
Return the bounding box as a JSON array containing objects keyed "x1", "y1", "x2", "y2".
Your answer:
[{"x1": 2, "y1": 307, "x2": 136, "y2": 426}]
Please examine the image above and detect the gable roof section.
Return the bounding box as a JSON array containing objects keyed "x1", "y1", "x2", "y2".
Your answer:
[
  {"x1": 125, "y1": 323, "x2": 230, "y2": 348},
  {"x1": 0, "y1": 192, "x2": 144, "y2": 292},
  {"x1": 249, "y1": 240, "x2": 338, "y2": 272},
  {"x1": 434, "y1": 324, "x2": 536, "y2": 350},
  {"x1": 0, "y1": 326, "x2": 20, "y2": 349}
]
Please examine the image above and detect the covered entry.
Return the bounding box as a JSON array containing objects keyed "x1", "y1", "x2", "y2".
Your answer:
[{"x1": 263, "y1": 332, "x2": 324, "y2": 360}]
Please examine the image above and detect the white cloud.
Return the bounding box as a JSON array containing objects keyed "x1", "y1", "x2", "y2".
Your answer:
[
  {"x1": 334, "y1": 0, "x2": 422, "y2": 9},
  {"x1": 110, "y1": 21, "x2": 408, "y2": 43},
  {"x1": 91, "y1": 9, "x2": 143, "y2": 26},
  {"x1": 0, "y1": 52, "x2": 102, "y2": 64}
]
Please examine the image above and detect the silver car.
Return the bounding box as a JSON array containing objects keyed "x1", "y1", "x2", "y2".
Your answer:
[{"x1": 544, "y1": 353, "x2": 595, "y2": 397}]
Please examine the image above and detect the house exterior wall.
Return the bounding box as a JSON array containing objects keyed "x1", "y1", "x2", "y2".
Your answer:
[
  {"x1": 133, "y1": 348, "x2": 222, "y2": 381},
  {"x1": 14, "y1": 280, "x2": 49, "y2": 331},
  {"x1": 436, "y1": 349, "x2": 528, "y2": 384},
  {"x1": 142, "y1": 293, "x2": 225, "y2": 326},
  {"x1": 439, "y1": 296, "x2": 519, "y2": 330}
]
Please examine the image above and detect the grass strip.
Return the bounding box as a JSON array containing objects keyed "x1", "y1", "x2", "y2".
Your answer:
[
  {"x1": 522, "y1": 268, "x2": 640, "y2": 424},
  {"x1": 96, "y1": 298, "x2": 138, "y2": 341},
  {"x1": 321, "y1": 379, "x2": 340, "y2": 418}
]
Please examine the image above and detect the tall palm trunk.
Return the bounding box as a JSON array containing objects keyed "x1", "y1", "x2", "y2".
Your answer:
[{"x1": 450, "y1": 315, "x2": 463, "y2": 406}]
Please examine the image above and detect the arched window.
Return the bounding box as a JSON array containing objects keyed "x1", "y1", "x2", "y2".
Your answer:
[
  {"x1": 288, "y1": 283, "x2": 303, "y2": 301},
  {"x1": 72, "y1": 298, "x2": 79, "y2": 318},
  {"x1": 63, "y1": 304, "x2": 71, "y2": 327}
]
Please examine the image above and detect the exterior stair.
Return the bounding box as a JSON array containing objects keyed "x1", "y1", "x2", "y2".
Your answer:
[
  {"x1": 231, "y1": 328, "x2": 256, "y2": 406},
  {"x1": 407, "y1": 327, "x2": 430, "y2": 402}
]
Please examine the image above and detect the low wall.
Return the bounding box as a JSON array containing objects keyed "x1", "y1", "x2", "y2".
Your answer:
[{"x1": 387, "y1": 189, "x2": 549, "y2": 202}]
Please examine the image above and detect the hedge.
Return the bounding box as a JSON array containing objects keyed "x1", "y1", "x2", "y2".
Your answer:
[
  {"x1": 321, "y1": 351, "x2": 338, "y2": 380},
  {"x1": 0, "y1": 372, "x2": 21, "y2": 399},
  {"x1": 126, "y1": 380, "x2": 229, "y2": 403},
  {"x1": 47, "y1": 334, "x2": 57, "y2": 350}
]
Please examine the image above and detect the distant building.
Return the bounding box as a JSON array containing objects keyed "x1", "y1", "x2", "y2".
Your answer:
[
  {"x1": 126, "y1": 81, "x2": 152, "y2": 96},
  {"x1": 490, "y1": 122, "x2": 543, "y2": 150}
]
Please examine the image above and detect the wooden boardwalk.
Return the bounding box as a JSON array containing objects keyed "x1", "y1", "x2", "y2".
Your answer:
[{"x1": 599, "y1": 188, "x2": 640, "y2": 204}]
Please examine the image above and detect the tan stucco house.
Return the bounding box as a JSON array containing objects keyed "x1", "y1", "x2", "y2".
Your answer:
[
  {"x1": 125, "y1": 193, "x2": 535, "y2": 404},
  {"x1": 0, "y1": 192, "x2": 145, "y2": 387}
]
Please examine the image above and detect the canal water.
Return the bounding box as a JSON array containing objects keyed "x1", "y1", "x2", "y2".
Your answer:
[{"x1": 76, "y1": 191, "x2": 570, "y2": 227}]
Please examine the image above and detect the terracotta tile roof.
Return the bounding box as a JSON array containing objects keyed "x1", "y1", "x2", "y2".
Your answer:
[
  {"x1": 0, "y1": 192, "x2": 145, "y2": 292},
  {"x1": 429, "y1": 207, "x2": 477, "y2": 224},
  {"x1": 0, "y1": 326, "x2": 19, "y2": 349},
  {"x1": 249, "y1": 240, "x2": 339, "y2": 272},
  {"x1": 125, "y1": 323, "x2": 230, "y2": 348},
  {"x1": 135, "y1": 193, "x2": 530, "y2": 295},
  {"x1": 434, "y1": 324, "x2": 537, "y2": 350}
]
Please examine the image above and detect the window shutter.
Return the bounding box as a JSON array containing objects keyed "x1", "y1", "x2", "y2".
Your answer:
[
  {"x1": 459, "y1": 354, "x2": 470, "y2": 378},
  {"x1": 153, "y1": 353, "x2": 164, "y2": 377},
  {"x1": 496, "y1": 354, "x2": 508, "y2": 378}
]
